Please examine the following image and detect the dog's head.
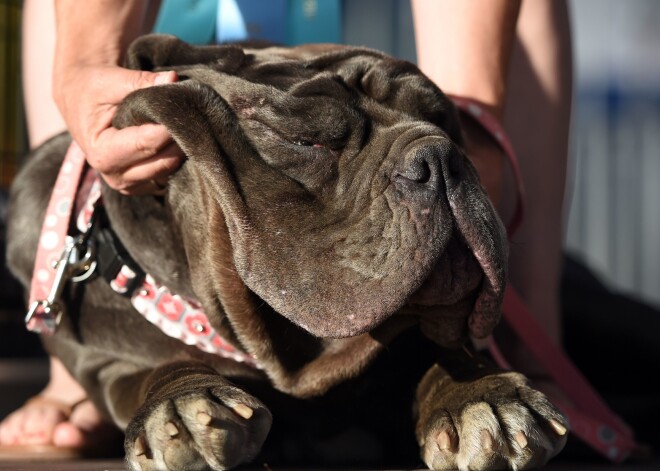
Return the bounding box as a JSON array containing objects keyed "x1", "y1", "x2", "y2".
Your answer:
[{"x1": 113, "y1": 35, "x2": 507, "y2": 346}]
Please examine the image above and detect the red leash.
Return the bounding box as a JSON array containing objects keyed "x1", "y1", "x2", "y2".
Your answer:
[
  {"x1": 450, "y1": 96, "x2": 640, "y2": 462},
  {"x1": 501, "y1": 288, "x2": 637, "y2": 461},
  {"x1": 448, "y1": 95, "x2": 525, "y2": 237}
]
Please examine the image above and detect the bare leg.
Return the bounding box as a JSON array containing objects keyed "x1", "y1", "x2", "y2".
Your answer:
[
  {"x1": 501, "y1": 0, "x2": 573, "y2": 369},
  {"x1": 0, "y1": 0, "x2": 111, "y2": 452},
  {"x1": 21, "y1": 0, "x2": 66, "y2": 147},
  {"x1": 413, "y1": 0, "x2": 572, "y2": 362}
]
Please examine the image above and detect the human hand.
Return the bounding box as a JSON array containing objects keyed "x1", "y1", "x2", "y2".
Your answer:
[{"x1": 53, "y1": 64, "x2": 184, "y2": 195}]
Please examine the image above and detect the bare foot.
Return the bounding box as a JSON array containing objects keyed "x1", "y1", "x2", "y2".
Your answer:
[{"x1": 0, "y1": 357, "x2": 120, "y2": 454}]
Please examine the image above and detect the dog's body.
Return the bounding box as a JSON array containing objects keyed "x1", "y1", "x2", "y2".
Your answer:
[{"x1": 7, "y1": 35, "x2": 566, "y2": 470}]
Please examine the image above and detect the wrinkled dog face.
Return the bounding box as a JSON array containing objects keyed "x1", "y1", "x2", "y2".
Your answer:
[{"x1": 115, "y1": 35, "x2": 507, "y2": 346}]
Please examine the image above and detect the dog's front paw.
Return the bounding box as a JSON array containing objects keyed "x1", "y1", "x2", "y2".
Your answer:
[
  {"x1": 417, "y1": 369, "x2": 568, "y2": 470},
  {"x1": 125, "y1": 384, "x2": 271, "y2": 471}
]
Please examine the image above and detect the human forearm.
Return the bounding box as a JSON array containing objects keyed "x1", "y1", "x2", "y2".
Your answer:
[
  {"x1": 50, "y1": 0, "x2": 183, "y2": 195},
  {"x1": 54, "y1": 0, "x2": 151, "y2": 69},
  {"x1": 412, "y1": 0, "x2": 521, "y2": 120}
]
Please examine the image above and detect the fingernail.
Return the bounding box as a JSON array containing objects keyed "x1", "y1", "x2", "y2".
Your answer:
[{"x1": 155, "y1": 71, "x2": 174, "y2": 85}]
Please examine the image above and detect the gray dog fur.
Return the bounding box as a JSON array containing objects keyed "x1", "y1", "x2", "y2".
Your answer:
[{"x1": 7, "y1": 35, "x2": 567, "y2": 470}]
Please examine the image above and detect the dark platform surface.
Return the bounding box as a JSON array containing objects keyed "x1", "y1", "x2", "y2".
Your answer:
[{"x1": 1, "y1": 458, "x2": 660, "y2": 471}]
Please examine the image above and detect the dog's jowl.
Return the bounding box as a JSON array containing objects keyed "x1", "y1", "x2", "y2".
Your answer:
[{"x1": 7, "y1": 35, "x2": 567, "y2": 470}]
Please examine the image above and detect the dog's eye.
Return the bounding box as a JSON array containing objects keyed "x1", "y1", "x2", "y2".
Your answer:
[{"x1": 293, "y1": 139, "x2": 323, "y2": 148}]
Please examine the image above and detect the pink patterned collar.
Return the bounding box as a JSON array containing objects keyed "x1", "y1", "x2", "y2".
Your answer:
[{"x1": 26, "y1": 142, "x2": 260, "y2": 369}]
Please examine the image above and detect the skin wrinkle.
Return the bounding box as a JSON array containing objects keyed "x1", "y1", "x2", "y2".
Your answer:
[
  {"x1": 399, "y1": 199, "x2": 427, "y2": 239},
  {"x1": 338, "y1": 123, "x2": 394, "y2": 264},
  {"x1": 337, "y1": 190, "x2": 418, "y2": 280},
  {"x1": 7, "y1": 40, "x2": 528, "y2": 469},
  {"x1": 334, "y1": 121, "x2": 445, "y2": 278}
]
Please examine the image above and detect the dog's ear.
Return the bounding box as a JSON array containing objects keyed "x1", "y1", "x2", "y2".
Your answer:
[
  {"x1": 449, "y1": 161, "x2": 508, "y2": 339},
  {"x1": 125, "y1": 34, "x2": 247, "y2": 74},
  {"x1": 113, "y1": 40, "x2": 507, "y2": 342}
]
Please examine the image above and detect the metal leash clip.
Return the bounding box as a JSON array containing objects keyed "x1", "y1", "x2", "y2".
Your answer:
[{"x1": 25, "y1": 220, "x2": 98, "y2": 335}]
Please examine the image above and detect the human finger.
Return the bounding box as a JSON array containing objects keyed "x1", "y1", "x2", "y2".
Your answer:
[
  {"x1": 94, "y1": 69, "x2": 178, "y2": 105},
  {"x1": 88, "y1": 123, "x2": 175, "y2": 176},
  {"x1": 102, "y1": 141, "x2": 184, "y2": 195}
]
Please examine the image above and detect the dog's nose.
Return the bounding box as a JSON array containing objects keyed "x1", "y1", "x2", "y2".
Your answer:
[
  {"x1": 395, "y1": 148, "x2": 434, "y2": 184},
  {"x1": 394, "y1": 141, "x2": 459, "y2": 191}
]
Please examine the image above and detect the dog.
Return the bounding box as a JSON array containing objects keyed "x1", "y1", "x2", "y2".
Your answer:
[{"x1": 7, "y1": 35, "x2": 567, "y2": 470}]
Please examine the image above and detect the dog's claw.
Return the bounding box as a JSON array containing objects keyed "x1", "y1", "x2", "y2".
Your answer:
[
  {"x1": 418, "y1": 371, "x2": 567, "y2": 470},
  {"x1": 165, "y1": 421, "x2": 179, "y2": 438},
  {"x1": 232, "y1": 403, "x2": 253, "y2": 420},
  {"x1": 437, "y1": 430, "x2": 452, "y2": 451},
  {"x1": 196, "y1": 411, "x2": 212, "y2": 426},
  {"x1": 481, "y1": 429, "x2": 494, "y2": 451},
  {"x1": 514, "y1": 430, "x2": 528, "y2": 449},
  {"x1": 134, "y1": 436, "x2": 147, "y2": 456},
  {"x1": 549, "y1": 419, "x2": 567, "y2": 436}
]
